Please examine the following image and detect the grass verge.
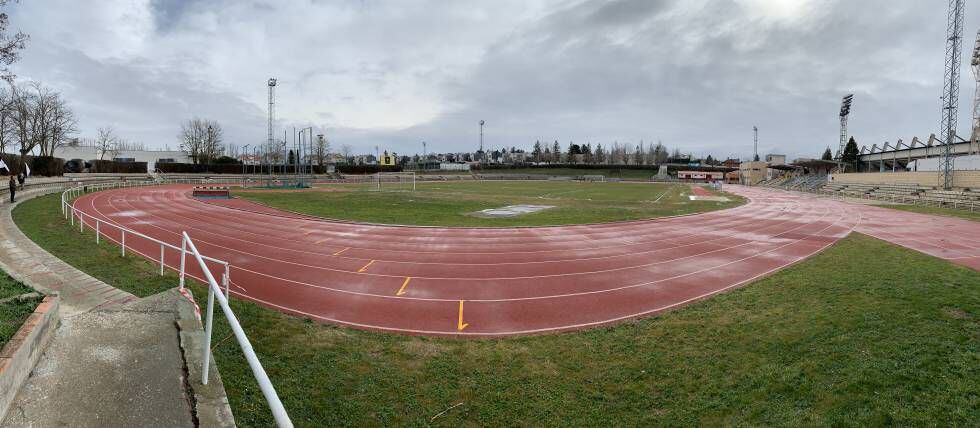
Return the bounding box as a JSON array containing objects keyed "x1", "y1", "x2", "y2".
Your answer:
[
  {"x1": 235, "y1": 181, "x2": 743, "y2": 226},
  {"x1": 879, "y1": 203, "x2": 980, "y2": 222},
  {"x1": 0, "y1": 272, "x2": 42, "y2": 349},
  {"x1": 12, "y1": 192, "x2": 980, "y2": 426}
]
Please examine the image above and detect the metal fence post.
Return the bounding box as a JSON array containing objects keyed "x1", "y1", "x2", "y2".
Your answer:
[
  {"x1": 223, "y1": 265, "x2": 230, "y2": 298},
  {"x1": 95, "y1": 220, "x2": 100, "y2": 244},
  {"x1": 80, "y1": 215, "x2": 84, "y2": 233},
  {"x1": 121, "y1": 230, "x2": 126, "y2": 257},
  {"x1": 160, "y1": 244, "x2": 166, "y2": 276},
  {"x1": 202, "y1": 287, "x2": 215, "y2": 385},
  {"x1": 179, "y1": 236, "x2": 187, "y2": 289}
]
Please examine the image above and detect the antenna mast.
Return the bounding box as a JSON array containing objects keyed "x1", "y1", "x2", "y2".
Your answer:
[{"x1": 939, "y1": 0, "x2": 965, "y2": 190}]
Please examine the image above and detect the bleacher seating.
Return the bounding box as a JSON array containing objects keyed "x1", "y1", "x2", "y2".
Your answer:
[{"x1": 812, "y1": 180, "x2": 980, "y2": 210}]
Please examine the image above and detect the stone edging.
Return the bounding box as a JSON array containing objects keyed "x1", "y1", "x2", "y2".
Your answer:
[
  {"x1": 175, "y1": 288, "x2": 236, "y2": 427},
  {"x1": 0, "y1": 295, "x2": 59, "y2": 422}
]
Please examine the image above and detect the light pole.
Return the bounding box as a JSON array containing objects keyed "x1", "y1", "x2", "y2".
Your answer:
[
  {"x1": 242, "y1": 144, "x2": 250, "y2": 188},
  {"x1": 422, "y1": 141, "x2": 427, "y2": 170},
  {"x1": 479, "y1": 120, "x2": 485, "y2": 162}
]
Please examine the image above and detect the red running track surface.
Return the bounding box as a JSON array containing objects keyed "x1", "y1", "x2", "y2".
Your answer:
[{"x1": 69, "y1": 184, "x2": 980, "y2": 336}]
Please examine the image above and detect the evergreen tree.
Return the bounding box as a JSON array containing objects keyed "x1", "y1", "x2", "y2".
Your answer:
[
  {"x1": 532, "y1": 140, "x2": 543, "y2": 162},
  {"x1": 841, "y1": 137, "x2": 860, "y2": 171},
  {"x1": 288, "y1": 149, "x2": 295, "y2": 165},
  {"x1": 595, "y1": 143, "x2": 605, "y2": 164},
  {"x1": 821, "y1": 147, "x2": 833, "y2": 160},
  {"x1": 553, "y1": 140, "x2": 561, "y2": 163}
]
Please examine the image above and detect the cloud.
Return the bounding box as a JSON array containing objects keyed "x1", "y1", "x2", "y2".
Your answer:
[{"x1": 5, "y1": 0, "x2": 979, "y2": 160}]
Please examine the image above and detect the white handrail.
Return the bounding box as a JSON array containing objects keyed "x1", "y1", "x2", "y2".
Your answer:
[
  {"x1": 182, "y1": 232, "x2": 293, "y2": 428},
  {"x1": 58, "y1": 179, "x2": 291, "y2": 424}
]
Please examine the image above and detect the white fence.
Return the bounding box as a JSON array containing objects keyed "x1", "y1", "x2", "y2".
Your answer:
[{"x1": 60, "y1": 179, "x2": 293, "y2": 427}]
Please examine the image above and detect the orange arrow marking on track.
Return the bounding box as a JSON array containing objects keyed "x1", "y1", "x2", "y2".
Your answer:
[
  {"x1": 357, "y1": 260, "x2": 376, "y2": 273},
  {"x1": 396, "y1": 277, "x2": 411, "y2": 296},
  {"x1": 457, "y1": 300, "x2": 469, "y2": 331},
  {"x1": 333, "y1": 247, "x2": 350, "y2": 256}
]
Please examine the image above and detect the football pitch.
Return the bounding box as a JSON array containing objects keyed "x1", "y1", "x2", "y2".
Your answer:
[{"x1": 233, "y1": 181, "x2": 744, "y2": 227}]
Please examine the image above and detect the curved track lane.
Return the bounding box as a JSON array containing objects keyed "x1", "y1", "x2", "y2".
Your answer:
[{"x1": 72, "y1": 183, "x2": 958, "y2": 337}]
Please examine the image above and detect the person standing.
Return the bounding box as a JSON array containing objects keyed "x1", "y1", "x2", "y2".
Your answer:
[{"x1": 8, "y1": 175, "x2": 15, "y2": 203}]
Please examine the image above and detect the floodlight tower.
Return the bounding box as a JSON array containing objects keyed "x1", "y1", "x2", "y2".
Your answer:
[
  {"x1": 970, "y1": 29, "x2": 980, "y2": 154},
  {"x1": 479, "y1": 120, "x2": 485, "y2": 151},
  {"x1": 836, "y1": 94, "x2": 854, "y2": 159},
  {"x1": 267, "y1": 78, "x2": 277, "y2": 155},
  {"x1": 938, "y1": 0, "x2": 965, "y2": 190},
  {"x1": 752, "y1": 126, "x2": 758, "y2": 161}
]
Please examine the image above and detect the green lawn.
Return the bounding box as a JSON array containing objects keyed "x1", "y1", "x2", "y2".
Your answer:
[
  {"x1": 13, "y1": 192, "x2": 980, "y2": 426},
  {"x1": 417, "y1": 168, "x2": 663, "y2": 180},
  {"x1": 0, "y1": 271, "x2": 42, "y2": 350},
  {"x1": 881, "y1": 203, "x2": 980, "y2": 222},
  {"x1": 234, "y1": 181, "x2": 743, "y2": 226}
]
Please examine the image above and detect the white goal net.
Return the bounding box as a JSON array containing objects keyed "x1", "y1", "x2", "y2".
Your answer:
[{"x1": 373, "y1": 172, "x2": 416, "y2": 191}]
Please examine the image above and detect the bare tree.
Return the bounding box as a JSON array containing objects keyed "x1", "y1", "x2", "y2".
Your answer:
[
  {"x1": 340, "y1": 144, "x2": 353, "y2": 163},
  {"x1": 0, "y1": 1, "x2": 27, "y2": 83},
  {"x1": 313, "y1": 135, "x2": 331, "y2": 166},
  {"x1": 94, "y1": 126, "x2": 118, "y2": 161},
  {"x1": 178, "y1": 118, "x2": 224, "y2": 164},
  {"x1": 0, "y1": 86, "x2": 13, "y2": 155}
]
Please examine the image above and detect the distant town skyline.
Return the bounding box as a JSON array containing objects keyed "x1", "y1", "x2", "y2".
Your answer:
[{"x1": 8, "y1": 0, "x2": 980, "y2": 160}]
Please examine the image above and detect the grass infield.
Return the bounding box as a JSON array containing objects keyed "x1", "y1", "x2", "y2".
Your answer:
[
  {"x1": 880, "y1": 203, "x2": 980, "y2": 222},
  {"x1": 13, "y1": 192, "x2": 980, "y2": 426},
  {"x1": 234, "y1": 181, "x2": 743, "y2": 227}
]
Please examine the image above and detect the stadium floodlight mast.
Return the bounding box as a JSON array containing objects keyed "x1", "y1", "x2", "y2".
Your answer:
[
  {"x1": 752, "y1": 126, "x2": 758, "y2": 161},
  {"x1": 836, "y1": 94, "x2": 854, "y2": 161},
  {"x1": 267, "y1": 78, "x2": 276, "y2": 155},
  {"x1": 938, "y1": 0, "x2": 965, "y2": 190},
  {"x1": 971, "y1": 29, "x2": 980, "y2": 155},
  {"x1": 479, "y1": 120, "x2": 485, "y2": 160}
]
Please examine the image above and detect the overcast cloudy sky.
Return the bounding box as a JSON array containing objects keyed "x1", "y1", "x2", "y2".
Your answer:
[{"x1": 7, "y1": 0, "x2": 980, "y2": 159}]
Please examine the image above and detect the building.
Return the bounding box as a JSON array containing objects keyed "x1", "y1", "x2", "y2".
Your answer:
[
  {"x1": 765, "y1": 154, "x2": 786, "y2": 165},
  {"x1": 677, "y1": 170, "x2": 726, "y2": 182},
  {"x1": 56, "y1": 145, "x2": 190, "y2": 172},
  {"x1": 379, "y1": 151, "x2": 398, "y2": 166},
  {"x1": 738, "y1": 161, "x2": 768, "y2": 185}
]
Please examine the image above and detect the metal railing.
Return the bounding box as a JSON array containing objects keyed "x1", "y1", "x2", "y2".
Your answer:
[
  {"x1": 59, "y1": 179, "x2": 292, "y2": 427},
  {"x1": 181, "y1": 232, "x2": 292, "y2": 427}
]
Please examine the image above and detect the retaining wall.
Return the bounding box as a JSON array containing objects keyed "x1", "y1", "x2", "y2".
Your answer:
[{"x1": 0, "y1": 296, "x2": 59, "y2": 422}]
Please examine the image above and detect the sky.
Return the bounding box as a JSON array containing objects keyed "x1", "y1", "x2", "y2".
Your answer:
[{"x1": 6, "y1": 0, "x2": 980, "y2": 160}]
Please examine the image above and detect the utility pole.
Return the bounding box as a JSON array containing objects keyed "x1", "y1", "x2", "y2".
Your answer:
[{"x1": 753, "y1": 126, "x2": 759, "y2": 161}]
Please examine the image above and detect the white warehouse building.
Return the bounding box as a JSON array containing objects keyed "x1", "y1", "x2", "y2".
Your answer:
[{"x1": 56, "y1": 145, "x2": 190, "y2": 172}]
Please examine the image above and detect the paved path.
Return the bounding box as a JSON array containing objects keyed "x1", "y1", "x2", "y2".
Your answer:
[{"x1": 0, "y1": 188, "x2": 200, "y2": 427}]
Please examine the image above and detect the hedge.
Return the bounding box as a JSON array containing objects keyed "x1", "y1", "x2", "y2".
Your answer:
[
  {"x1": 0, "y1": 153, "x2": 66, "y2": 176},
  {"x1": 158, "y1": 162, "x2": 338, "y2": 175},
  {"x1": 89, "y1": 159, "x2": 148, "y2": 174}
]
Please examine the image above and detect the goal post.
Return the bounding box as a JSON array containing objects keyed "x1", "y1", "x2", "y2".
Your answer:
[{"x1": 374, "y1": 172, "x2": 416, "y2": 191}]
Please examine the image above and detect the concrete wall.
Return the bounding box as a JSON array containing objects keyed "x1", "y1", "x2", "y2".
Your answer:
[
  {"x1": 0, "y1": 296, "x2": 59, "y2": 422},
  {"x1": 829, "y1": 171, "x2": 980, "y2": 189}
]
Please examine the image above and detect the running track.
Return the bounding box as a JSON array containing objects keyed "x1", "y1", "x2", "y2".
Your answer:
[{"x1": 69, "y1": 184, "x2": 980, "y2": 337}]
